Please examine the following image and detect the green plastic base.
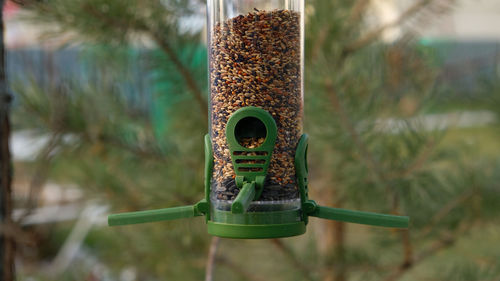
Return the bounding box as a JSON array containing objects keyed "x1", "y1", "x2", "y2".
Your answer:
[
  {"x1": 207, "y1": 221, "x2": 306, "y2": 239},
  {"x1": 107, "y1": 133, "x2": 410, "y2": 238}
]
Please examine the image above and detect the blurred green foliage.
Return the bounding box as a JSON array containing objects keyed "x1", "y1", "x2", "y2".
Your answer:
[{"x1": 10, "y1": 0, "x2": 500, "y2": 280}]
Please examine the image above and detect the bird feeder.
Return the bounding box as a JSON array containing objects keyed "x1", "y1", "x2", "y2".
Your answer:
[{"x1": 108, "y1": 0, "x2": 409, "y2": 238}]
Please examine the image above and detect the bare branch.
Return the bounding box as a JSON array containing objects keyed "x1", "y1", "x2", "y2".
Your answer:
[
  {"x1": 382, "y1": 233, "x2": 454, "y2": 281},
  {"x1": 347, "y1": 0, "x2": 371, "y2": 24},
  {"x1": 386, "y1": 138, "x2": 436, "y2": 180},
  {"x1": 383, "y1": 222, "x2": 472, "y2": 281},
  {"x1": 96, "y1": 134, "x2": 167, "y2": 162},
  {"x1": 0, "y1": 222, "x2": 36, "y2": 246},
  {"x1": 205, "y1": 237, "x2": 220, "y2": 281},
  {"x1": 391, "y1": 192, "x2": 414, "y2": 274},
  {"x1": 15, "y1": 134, "x2": 61, "y2": 224},
  {"x1": 333, "y1": 221, "x2": 347, "y2": 281},
  {"x1": 400, "y1": 229, "x2": 413, "y2": 268},
  {"x1": 216, "y1": 255, "x2": 267, "y2": 281},
  {"x1": 311, "y1": 24, "x2": 332, "y2": 62},
  {"x1": 419, "y1": 188, "x2": 476, "y2": 237}
]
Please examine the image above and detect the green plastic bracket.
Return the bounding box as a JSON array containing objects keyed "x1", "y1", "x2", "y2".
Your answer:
[
  {"x1": 303, "y1": 200, "x2": 409, "y2": 228},
  {"x1": 226, "y1": 107, "x2": 277, "y2": 212},
  {"x1": 195, "y1": 199, "x2": 210, "y2": 215},
  {"x1": 204, "y1": 134, "x2": 214, "y2": 221},
  {"x1": 295, "y1": 134, "x2": 309, "y2": 203},
  {"x1": 294, "y1": 134, "x2": 310, "y2": 224}
]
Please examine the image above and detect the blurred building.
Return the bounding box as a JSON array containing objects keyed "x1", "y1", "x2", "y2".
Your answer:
[
  {"x1": 372, "y1": 0, "x2": 500, "y2": 95},
  {"x1": 4, "y1": 1, "x2": 54, "y2": 49},
  {"x1": 372, "y1": 0, "x2": 500, "y2": 41},
  {"x1": 421, "y1": 0, "x2": 500, "y2": 40}
]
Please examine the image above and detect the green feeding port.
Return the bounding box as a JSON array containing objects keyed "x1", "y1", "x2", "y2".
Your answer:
[{"x1": 225, "y1": 107, "x2": 277, "y2": 213}]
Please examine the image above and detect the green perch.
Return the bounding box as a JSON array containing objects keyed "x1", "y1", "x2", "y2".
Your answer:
[{"x1": 108, "y1": 202, "x2": 408, "y2": 229}]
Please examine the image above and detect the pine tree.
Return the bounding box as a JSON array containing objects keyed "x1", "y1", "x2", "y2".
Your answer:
[{"x1": 9, "y1": 0, "x2": 500, "y2": 280}]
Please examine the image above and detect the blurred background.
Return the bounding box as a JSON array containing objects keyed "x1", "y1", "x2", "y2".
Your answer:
[{"x1": 3, "y1": 0, "x2": 500, "y2": 280}]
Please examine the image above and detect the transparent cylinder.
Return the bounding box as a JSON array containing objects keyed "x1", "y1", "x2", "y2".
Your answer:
[{"x1": 208, "y1": 0, "x2": 304, "y2": 204}]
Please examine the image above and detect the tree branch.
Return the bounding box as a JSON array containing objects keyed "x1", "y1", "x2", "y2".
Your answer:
[
  {"x1": 382, "y1": 222, "x2": 472, "y2": 281},
  {"x1": 391, "y1": 192, "x2": 414, "y2": 273},
  {"x1": 419, "y1": 187, "x2": 476, "y2": 237},
  {"x1": 342, "y1": 0, "x2": 434, "y2": 56},
  {"x1": 311, "y1": 23, "x2": 331, "y2": 62},
  {"x1": 0, "y1": 0, "x2": 16, "y2": 277},
  {"x1": 347, "y1": 0, "x2": 371, "y2": 24},
  {"x1": 96, "y1": 134, "x2": 167, "y2": 162},
  {"x1": 386, "y1": 138, "x2": 436, "y2": 180},
  {"x1": 0, "y1": 110, "x2": 14, "y2": 281},
  {"x1": 325, "y1": 81, "x2": 389, "y2": 187},
  {"x1": 0, "y1": 222, "x2": 36, "y2": 246},
  {"x1": 81, "y1": 4, "x2": 208, "y2": 121},
  {"x1": 216, "y1": 255, "x2": 266, "y2": 281},
  {"x1": 333, "y1": 221, "x2": 347, "y2": 281},
  {"x1": 15, "y1": 134, "x2": 60, "y2": 224},
  {"x1": 147, "y1": 28, "x2": 208, "y2": 120},
  {"x1": 205, "y1": 237, "x2": 220, "y2": 281},
  {"x1": 400, "y1": 229, "x2": 413, "y2": 268},
  {"x1": 382, "y1": 233, "x2": 454, "y2": 281}
]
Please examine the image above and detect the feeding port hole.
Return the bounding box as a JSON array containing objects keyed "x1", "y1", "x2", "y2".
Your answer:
[{"x1": 235, "y1": 116, "x2": 267, "y2": 148}]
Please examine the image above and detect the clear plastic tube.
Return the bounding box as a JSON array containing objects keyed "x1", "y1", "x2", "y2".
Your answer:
[{"x1": 208, "y1": 0, "x2": 304, "y2": 204}]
